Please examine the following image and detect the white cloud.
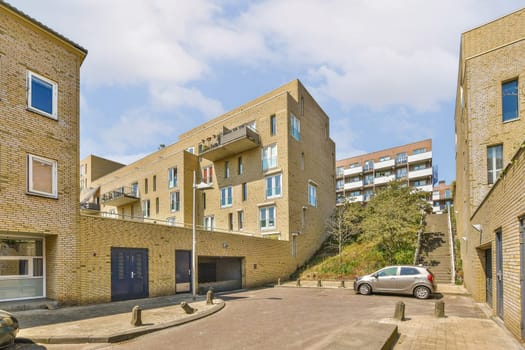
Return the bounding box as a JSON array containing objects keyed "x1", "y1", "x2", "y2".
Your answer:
[{"x1": 149, "y1": 84, "x2": 224, "y2": 117}]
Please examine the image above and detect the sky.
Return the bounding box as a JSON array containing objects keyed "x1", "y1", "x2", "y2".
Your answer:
[{"x1": 9, "y1": 0, "x2": 525, "y2": 183}]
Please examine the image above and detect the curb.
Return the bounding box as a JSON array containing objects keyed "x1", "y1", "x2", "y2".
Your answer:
[{"x1": 26, "y1": 300, "x2": 225, "y2": 344}]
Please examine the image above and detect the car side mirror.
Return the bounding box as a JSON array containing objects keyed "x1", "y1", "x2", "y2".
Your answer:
[{"x1": 372, "y1": 273, "x2": 378, "y2": 278}]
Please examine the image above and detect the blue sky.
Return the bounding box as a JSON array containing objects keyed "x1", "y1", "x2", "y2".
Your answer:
[{"x1": 10, "y1": 0, "x2": 525, "y2": 183}]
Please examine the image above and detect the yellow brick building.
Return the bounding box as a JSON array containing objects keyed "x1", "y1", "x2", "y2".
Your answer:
[
  {"x1": 455, "y1": 8, "x2": 525, "y2": 340},
  {"x1": 0, "y1": 2, "x2": 87, "y2": 303}
]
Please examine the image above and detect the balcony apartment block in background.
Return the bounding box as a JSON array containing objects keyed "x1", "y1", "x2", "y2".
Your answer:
[{"x1": 335, "y1": 139, "x2": 434, "y2": 205}]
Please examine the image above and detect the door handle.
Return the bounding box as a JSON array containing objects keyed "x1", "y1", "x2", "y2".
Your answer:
[{"x1": 131, "y1": 271, "x2": 135, "y2": 279}]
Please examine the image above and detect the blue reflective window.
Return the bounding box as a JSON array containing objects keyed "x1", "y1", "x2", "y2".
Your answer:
[
  {"x1": 28, "y1": 72, "x2": 57, "y2": 118},
  {"x1": 502, "y1": 80, "x2": 518, "y2": 122}
]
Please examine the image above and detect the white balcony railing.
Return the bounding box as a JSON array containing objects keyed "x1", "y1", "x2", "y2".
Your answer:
[
  {"x1": 344, "y1": 166, "x2": 363, "y2": 176},
  {"x1": 375, "y1": 159, "x2": 395, "y2": 170},
  {"x1": 415, "y1": 184, "x2": 433, "y2": 192},
  {"x1": 374, "y1": 174, "x2": 395, "y2": 185},
  {"x1": 344, "y1": 180, "x2": 363, "y2": 190},
  {"x1": 408, "y1": 167, "x2": 433, "y2": 179},
  {"x1": 408, "y1": 151, "x2": 432, "y2": 163}
]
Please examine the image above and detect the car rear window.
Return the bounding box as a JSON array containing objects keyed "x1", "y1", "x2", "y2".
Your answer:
[{"x1": 400, "y1": 267, "x2": 420, "y2": 275}]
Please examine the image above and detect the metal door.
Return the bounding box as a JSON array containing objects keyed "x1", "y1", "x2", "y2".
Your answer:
[
  {"x1": 496, "y1": 230, "x2": 503, "y2": 319},
  {"x1": 111, "y1": 247, "x2": 149, "y2": 301},
  {"x1": 485, "y1": 248, "x2": 492, "y2": 307},
  {"x1": 175, "y1": 250, "x2": 191, "y2": 293}
]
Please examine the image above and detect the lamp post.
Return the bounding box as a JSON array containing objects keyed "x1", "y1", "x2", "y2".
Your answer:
[{"x1": 192, "y1": 170, "x2": 212, "y2": 300}]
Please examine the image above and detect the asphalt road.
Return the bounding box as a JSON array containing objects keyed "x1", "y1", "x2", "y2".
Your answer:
[{"x1": 45, "y1": 287, "x2": 483, "y2": 350}]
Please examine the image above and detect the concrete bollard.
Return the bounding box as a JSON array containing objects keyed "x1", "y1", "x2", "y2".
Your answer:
[
  {"x1": 277, "y1": 278, "x2": 281, "y2": 286},
  {"x1": 296, "y1": 279, "x2": 301, "y2": 287},
  {"x1": 317, "y1": 279, "x2": 322, "y2": 287},
  {"x1": 206, "y1": 289, "x2": 214, "y2": 305},
  {"x1": 339, "y1": 280, "x2": 345, "y2": 288},
  {"x1": 393, "y1": 301, "x2": 405, "y2": 321},
  {"x1": 434, "y1": 300, "x2": 445, "y2": 318},
  {"x1": 181, "y1": 302, "x2": 196, "y2": 314},
  {"x1": 131, "y1": 305, "x2": 142, "y2": 326}
]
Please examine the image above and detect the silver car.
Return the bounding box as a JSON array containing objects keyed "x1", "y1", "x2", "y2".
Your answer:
[{"x1": 353, "y1": 265, "x2": 436, "y2": 299}]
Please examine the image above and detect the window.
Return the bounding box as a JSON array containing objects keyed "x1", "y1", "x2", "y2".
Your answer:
[
  {"x1": 131, "y1": 182, "x2": 139, "y2": 197},
  {"x1": 203, "y1": 192, "x2": 206, "y2": 209},
  {"x1": 413, "y1": 148, "x2": 426, "y2": 155},
  {"x1": 144, "y1": 178, "x2": 148, "y2": 194},
  {"x1": 379, "y1": 156, "x2": 391, "y2": 162},
  {"x1": 228, "y1": 213, "x2": 233, "y2": 231},
  {"x1": 142, "y1": 200, "x2": 150, "y2": 217},
  {"x1": 242, "y1": 183, "x2": 247, "y2": 201},
  {"x1": 502, "y1": 79, "x2": 519, "y2": 122},
  {"x1": 266, "y1": 174, "x2": 282, "y2": 198},
  {"x1": 487, "y1": 144, "x2": 503, "y2": 184},
  {"x1": 301, "y1": 207, "x2": 306, "y2": 227},
  {"x1": 336, "y1": 166, "x2": 344, "y2": 177},
  {"x1": 300, "y1": 96, "x2": 304, "y2": 115},
  {"x1": 202, "y1": 166, "x2": 213, "y2": 184},
  {"x1": 27, "y1": 71, "x2": 58, "y2": 119},
  {"x1": 396, "y1": 152, "x2": 407, "y2": 164},
  {"x1": 155, "y1": 197, "x2": 159, "y2": 214},
  {"x1": 153, "y1": 175, "x2": 157, "y2": 192},
  {"x1": 308, "y1": 183, "x2": 317, "y2": 207},
  {"x1": 364, "y1": 189, "x2": 374, "y2": 201},
  {"x1": 349, "y1": 190, "x2": 361, "y2": 197},
  {"x1": 364, "y1": 174, "x2": 374, "y2": 185},
  {"x1": 300, "y1": 152, "x2": 305, "y2": 171},
  {"x1": 220, "y1": 186, "x2": 233, "y2": 208},
  {"x1": 270, "y1": 115, "x2": 277, "y2": 136},
  {"x1": 347, "y1": 176, "x2": 360, "y2": 183},
  {"x1": 396, "y1": 168, "x2": 407, "y2": 179},
  {"x1": 364, "y1": 160, "x2": 374, "y2": 171},
  {"x1": 412, "y1": 164, "x2": 426, "y2": 171},
  {"x1": 186, "y1": 147, "x2": 195, "y2": 154},
  {"x1": 378, "y1": 267, "x2": 398, "y2": 277},
  {"x1": 290, "y1": 113, "x2": 300, "y2": 141},
  {"x1": 170, "y1": 191, "x2": 180, "y2": 212},
  {"x1": 166, "y1": 217, "x2": 176, "y2": 226},
  {"x1": 27, "y1": 154, "x2": 57, "y2": 198},
  {"x1": 168, "y1": 167, "x2": 177, "y2": 188},
  {"x1": 204, "y1": 216, "x2": 214, "y2": 231},
  {"x1": 238, "y1": 157, "x2": 243, "y2": 175},
  {"x1": 224, "y1": 161, "x2": 230, "y2": 178},
  {"x1": 262, "y1": 144, "x2": 278, "y2": 171},
  {"x1": 336, "y1": 179, "x2": 344, "y2": 190},
  {"x1": 413, "y1": 179, "x2": 428, "y2": 187},
  {"x1": 400, "y1": 267, "x2": 419, "y2": 276},
  {"x1": 445, "y1": 189, "x2": 451, "y2": 198},
  {"x1": 238, "y1": 211, "x2": 244, "y2": 230},
  {"x1": 259, "y1": 206, "x2": 276, "y2": 230}
]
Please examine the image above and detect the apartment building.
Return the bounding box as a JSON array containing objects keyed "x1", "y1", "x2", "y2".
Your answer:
[
  {"x1": 432, "y1": 181, "x2": 453, "y2": 213},
  {"x1": 84, "y1": 79, "x2": 335, "y2": 243},
  {"x1": 0, "y1": 2, "x2": 87, "y2": 302},
  {"x1": 455, "y1": 8, "x2": 525, "y2": 340},
  {"x1": 335, "y1": 139, "x2": 433, "y2": 204}
]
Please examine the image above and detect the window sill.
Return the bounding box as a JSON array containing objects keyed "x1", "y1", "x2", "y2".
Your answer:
[
  {"x1": 27, "y1": 107, "x2": 57, "y2": 120},
  {"x1": 502, "y1": 117, "x2": 520, "y2": 124},
  {"x1": 257, "y1": 201, "x2": 276, "y2": 207},
  {"x1": 263, "y1": 167, "x2": 282, "y2": 176},
  {"x1": 26, "y1": 191, "x2": 58, "y2": 200}
]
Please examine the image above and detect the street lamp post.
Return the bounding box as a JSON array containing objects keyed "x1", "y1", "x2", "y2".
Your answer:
[{"x1": 192, "y1": 170, "x2": 212, "y2": 300}]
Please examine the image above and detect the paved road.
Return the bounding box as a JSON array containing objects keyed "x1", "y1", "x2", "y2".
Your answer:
[{"x1": 41, "y1": 287, "x2": 484, "y2": 350}]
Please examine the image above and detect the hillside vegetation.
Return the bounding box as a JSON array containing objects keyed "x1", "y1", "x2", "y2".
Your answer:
[{"x1": 297, "y1": 181, "x2": 431, "y2": 280}]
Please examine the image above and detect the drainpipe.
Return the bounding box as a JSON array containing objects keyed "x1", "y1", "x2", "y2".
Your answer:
[{"x1": 447, "y1": 203, "x2": 456, "y2": 284}]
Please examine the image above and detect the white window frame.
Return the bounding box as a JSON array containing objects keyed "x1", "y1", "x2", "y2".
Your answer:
[
  {"x1": 262, "y1": 144, "x2": 278, "y2": 171},
  {"x1": 259, "y1": 206, "x2": 276, "y2": 230},
  {"x1": 27, "y1": 71, "x2": 58, "y2": 119},
  {"x1": 265, "y1": 173, "x2": 282, "y2": 199},
  {"x1": 220, "y1": 186, "x2": 233, "y2": 208},
  {"x1": 308, "y1": 182, "x2": 317, "y2": 207},
  {"x1": 170, "y1": 191, "x2": 180, "y2": 212},
  {"x1": 27, "y1": 154, "x2": 58, "y2": 198},
  {"x1": 290, "y1": 113, "x2": 300, "y2": 141},
  {"x1": 204, "y1": 215, "x2": 214, "y2": 231},
  {"x1": 168, "y1": 167, "x2": 177, "y2": 188},
  {"x1": 487, "y1": 144, "x2": 503, "y2": 185},
  {"x1": 142, "y1": 199, "x2": 150, "y2": 218}
]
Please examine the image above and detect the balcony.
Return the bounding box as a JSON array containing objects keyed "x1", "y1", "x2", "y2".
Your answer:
[
  {"x1": 101, "y1": 186, "x2": 140, "y2": 206},
  {"x1": 347, "y1": 194, "x2": 363, "y2": 203},
  {"x1": 344, "y1": 166, "x2": 362, "y2": 176},
  {"x1": 199, "y1": 125, "x2": 260, "y2": 161},
  {"x1": 344, "y1": 180, "x2": 363, "y2": 190},
  {"x1": 414, "y1": 184, "x2": 433, "y2": 192},
  {"x1": 374, "y1": 174, "x2": 395, "y2": 185},
  {"x1": 408, "y1": 151, "x2": 432, "y2": 163},
  {"x1": 408, "y1": 167, "x2": 433, "y2": 179},
  {"x1": 80, "y1": 202, "x2": 100, "y2": 215},
  {"x1": 375, "y1": 159, "x2": 395, "y2": 170}
]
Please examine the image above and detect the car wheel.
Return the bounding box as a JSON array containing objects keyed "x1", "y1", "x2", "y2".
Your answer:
[
  {"x1": 413, "y1": 285, "x2": 431, "y2": 299},
  {"x1": 358, "y1": 283, "x2": 372, "y2": 295}
]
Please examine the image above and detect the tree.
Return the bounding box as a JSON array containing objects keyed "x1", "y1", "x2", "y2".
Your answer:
[
  {"x1": 360, "y1": 181, "x2": 430, "y2": 265},
  {"x1": 325, "y1": 202, "x2": 364, "y2": 265}
]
